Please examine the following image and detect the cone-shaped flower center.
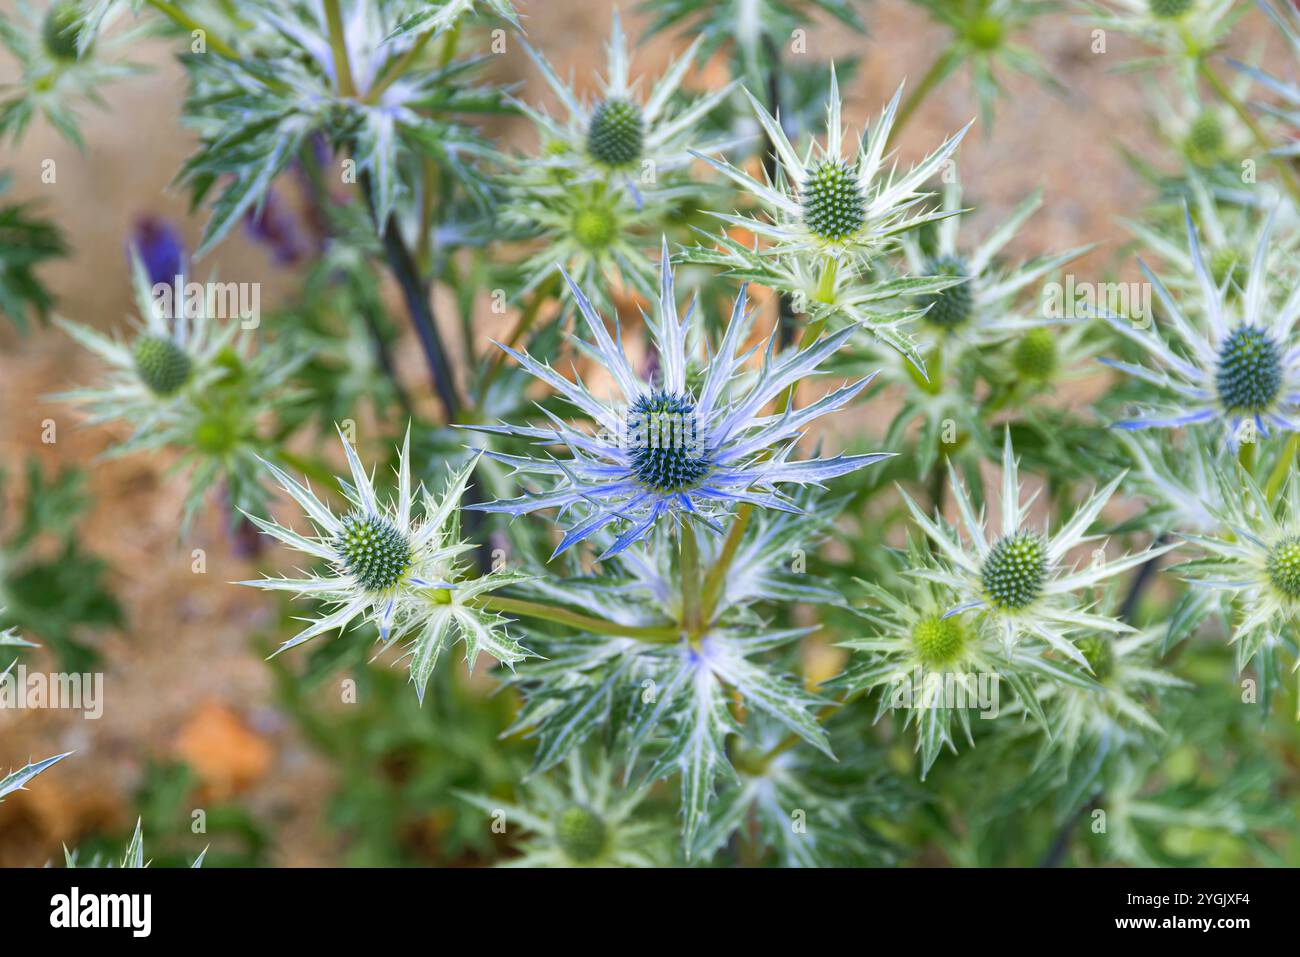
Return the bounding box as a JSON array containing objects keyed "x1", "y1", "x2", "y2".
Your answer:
[
  {"x1": 556, "y1": 805, "x2": 607, "y2": 862},
  {"x1": 919, "y1": 256, "x2": 973, "y2": 329},
  {"x1": 43, "y1": 2, "x2": 86, "y2": 61},
  {"x1": 133, "y1": 335, "x2": 193, "y2": 396},
  {"x1": 982, "y1": 531, "x2": 1047, "y2": 610},
  {"x1": 1184, "y1": 111, "x2": 1224, "y2": 166},
  {"x1": 1012, "y1": 327, "x2": 1058, "y2": 381},
  {"x1": 587, "y1": 98, "x2": 644, "y2": 167},
  {"x1": 335, "y1": 513, "x2": 411, "y2": 592},
  {"x1": 1215, "y1": 325, "x2": 1282, "y2": 413},
  {"x1": 911, "y1": 614, "x2": 967, "y2": 666},
  {"x1": 1148, "y1": 0, "x2": 1193, "y2": 17},
  {"x1": 1267, "y1": 537, "x2": 1300, "y2": 600},
  {"x1": 625, "y1": 391, "x2": 710, "y2": 492},
  {"x1": 1076, "y1": 634, "x2": 1115, "y2": 681},
  {"x1": 802, "y1": 160, "x2": 866, "y2": 242}
]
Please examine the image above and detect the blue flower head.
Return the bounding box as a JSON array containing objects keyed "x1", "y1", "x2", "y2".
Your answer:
[
  {"x1": 1101, "y1": 206, "x2": 1300, "y2": 449},
  {"x1": 469, "y1": 241, "x2": 889, "y2": 558}
]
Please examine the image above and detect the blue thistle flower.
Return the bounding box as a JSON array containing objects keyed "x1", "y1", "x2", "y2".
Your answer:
[
  {"x1": 468, "y1": 241, "x2": 890, "y2": 558},
  {"x1": 1100, "y1": 207, "x2": 1300, "y2": 448}
]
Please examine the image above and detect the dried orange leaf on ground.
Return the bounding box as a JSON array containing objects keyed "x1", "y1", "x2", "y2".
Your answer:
[{"x1": 174, "y1": 701, "x2": 273, "y2": 800}]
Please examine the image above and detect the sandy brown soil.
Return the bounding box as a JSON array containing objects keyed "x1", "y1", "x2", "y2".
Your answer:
[{"x1": 0, "y1": 1, "x2": 1285, "y2": 866}]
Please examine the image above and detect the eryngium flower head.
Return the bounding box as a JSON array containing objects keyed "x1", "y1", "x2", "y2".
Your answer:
[
  {"x1": 241, "y1": 427, "x2": 526, "y2": 700},
  {"x1": 691, "y1": 67, "x2": 970, "y2": 262},
  {"x1": 836, "y1": 541, "x2": 1101, "y2": 778},
  {"x1": 55, "y1": 255, "x2": 237, "y2": 442},
  {"x1": 903, "y1": 430, "x2": 1175, "y2": 661},
  {"x1": 458, "y1": 751, "x2": 670, "y2": 867},
  {"x1": 1018, "y1": 622, "x2": 1188, "y2": 761},
  {"x1": 1101, "y1": 209, "x2": 1300, "y2": 449},
  {"x1": 468, "y1": 242, "x2": 889, "y2": 558},
  {"x1": 900, "y1": 174, "x2": 1091, "y2": 347},
  {"x1": 516, "y1": 10, "x2": 735, "y2": 193},
  {"x1": 1084, "y1": 0, "x2": 1239, "y2": 64},
  {"x1": 1176, "y1": 465, "x2": 1300, "y2": 676}
]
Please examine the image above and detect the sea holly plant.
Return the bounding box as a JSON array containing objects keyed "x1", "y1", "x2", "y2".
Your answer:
[
  {"x1": 242, "y1": 427, "x2": 529, "y2": 701},
  {"x1": 689, "y1": 68, "x2": 972, "y2": 367},
  {"x1": 11, "y1": 0, "x2": 1300, "y2": 870}
]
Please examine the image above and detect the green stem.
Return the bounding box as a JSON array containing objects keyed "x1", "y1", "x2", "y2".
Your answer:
[
  {"x1": 323, "y1": 0, "x2": 357, "y2": 99},
  {"x1": 887, "y1": 50, "x2": 955, "y2": 149},
  {"x1": 701, "y1": 504, "x2": 752, "y2": 623},
  {"x1": 814, "y1": 256, "x2": 839, "y2": 304},
  {"x1": 366, "y1": 28, "x2": 435, "y2": 104},
  {"x1": 1197, "y1": 56, "x2": 1300, "y2": 207},
  {"x1": 680, "y1": 522, "x2": 702, "y2": 636},
  {"x1": 144, "y1": 0, "x2": 240, "y2": 59},
  {"x1": 1264, "y1": 432, "x2": 1299, "y2": 500},
  {"x1": 472, "y1": 595, "x2": 680, "y2": 642},
  {"x1": 477, "y1": 274, "x2": 560, "y2": 401},
  {"x1": 1238, "y1": 438, "x2": 1256, "y2": 475}
]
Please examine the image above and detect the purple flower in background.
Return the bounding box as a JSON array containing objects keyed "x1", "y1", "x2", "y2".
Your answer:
[
  {"x1": 128, "y1": 216, "x2": 187, "y2": 285},
  {"x1": 243, "y1": 187, "x2": 308, "y2": 265}
]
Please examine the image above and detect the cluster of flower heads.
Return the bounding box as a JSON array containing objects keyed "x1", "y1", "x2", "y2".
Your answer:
[
  {"x1": 904, "y1": 431, "x2": 1175, "y2": 661},
  {"x1": 502, "y1": 12, "x2": 737, "y2": 302}
]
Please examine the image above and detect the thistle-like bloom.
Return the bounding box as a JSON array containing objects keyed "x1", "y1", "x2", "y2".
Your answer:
[
  {"x1": 56, "y1": 256, "x2": 238, "y2": 446},
  {"x1": 1176, "y1": 467, "x2": 1300, "y2": 680},
  {"x1": 0, "y1": 0, "x2": 142, "y2": 147},
  {"x1": 899, "y1": 173, "x2": 1092, "y2": 351},
  {"x1": 470, "y1": 245, "x2": 888, "y2": 558},
  {"x1": 459, "y1": 752, "x2": 670, "y2": 867},
  {"x1": 693, "y1": 69, "x2": 970, "y2": 264},
  {"x1": 501, "y1": 178, "x2": 687, "y2": 303},
  {"x1": 1121, "y1": 174, "x2": 1300, "y2": 297},
  {"x1": 517, "y1": 11, "x2": 735, "y2": 197},
  {"x1": 1101, "y1": 209, "x2": 1300, "y2": 448},
  {"x1": 242, "y1": 427, "x2": 525, "y2": 700},
  {"x1": 838, "y1": 544, "x2": 1094, "y2": 777},
  {"x1": 903, "y1": 431, "x2": 1173, "y2": 662},
  {"x1": 1033, "y1": 625, "x2": 1187, "y2": 758},
  {"x1": 1084, "y1": 0, "x2": 1241, "y2": 65},
  {"x1": 908, "y1": 0, "x2": 1059, "y2": 127}
]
